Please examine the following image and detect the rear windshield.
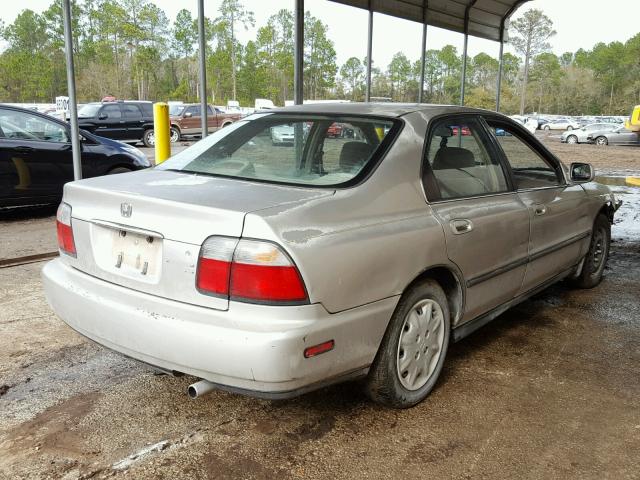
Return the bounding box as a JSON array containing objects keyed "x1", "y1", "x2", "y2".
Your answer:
[{"x1": 157, "y1": 113, "x2": 398, "y2": 187}]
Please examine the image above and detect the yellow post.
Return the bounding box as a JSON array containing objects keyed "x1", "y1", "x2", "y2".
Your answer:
[{"x1": 153, "y1": 102, "x2": 171, "y2": 164}]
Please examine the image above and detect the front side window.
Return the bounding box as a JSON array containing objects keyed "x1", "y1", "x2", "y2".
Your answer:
[
  {"x1": 157, "y1": 113, "x2": 397, "y2": 187},
  {"x1": 185, "y1": 106, "x2": 200, "y2": 116},
  {"x1": 78, "y1": 104, "x2": 102, "y2": 118},
  {"x1": 0, "y1": 109, "x2": 69, "y2": 143},
  {"x1": 487, "y1": 122, "x2": 562, "y2": 189},
  {"x1": 425, "y1": 118, "x2": 508, "y2": 200}
]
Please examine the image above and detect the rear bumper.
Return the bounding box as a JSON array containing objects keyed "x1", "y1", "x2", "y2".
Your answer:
[{"x1": 42, "y1": 259, "x2": 397, "y2": 396}]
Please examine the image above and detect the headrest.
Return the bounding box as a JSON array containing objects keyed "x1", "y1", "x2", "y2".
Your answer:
[
  {"x1": 433, "y1": 125, "x2": 453, "y2": 138},
  {"x1": 339, "y1": 141, "x2": 375, "y2": 171},
  {"x1": 432, "y1": 147, "x2": 476, "y2": 170}
]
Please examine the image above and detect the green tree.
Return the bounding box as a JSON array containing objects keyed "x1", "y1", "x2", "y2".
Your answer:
[
  {"x1": 340, "y1": 57, "x2": 364, "y2": 100},
  {"x1": 217, "y1": 0, "x2": 255, "y2": 100},
  {"x1": 509, "y1": 9, "x2": 556, "y2": 114}
]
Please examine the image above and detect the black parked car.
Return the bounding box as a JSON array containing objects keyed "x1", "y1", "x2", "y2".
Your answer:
[
  {"x1": 77, "y1": 101, "x2": 156, "y2": 147},
  {"x1": 0, "y1": 104, "x2": 151, "y2": 208}
]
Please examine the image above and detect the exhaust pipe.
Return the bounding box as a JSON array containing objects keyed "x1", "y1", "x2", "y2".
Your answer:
[{"x1": 187, "y1": 380, "x2": 216, "y2": 399}]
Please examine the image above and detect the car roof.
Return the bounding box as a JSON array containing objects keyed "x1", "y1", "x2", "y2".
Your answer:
[
  {"x1": 268, "y1": 102, "x2": 502, "y2": 119},
  {"x1": 0, "y1": 103, "x2": 67, "y2": 127}
]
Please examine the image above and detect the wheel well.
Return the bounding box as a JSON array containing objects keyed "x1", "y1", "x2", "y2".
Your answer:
[
  {"x1": 170, "y1": 124, "x2": 181, "y2": 132},
  {"x1": 406, "y1": 266, "x2": 463, "y2": 325},
  {"x1": 599, "y1": 203, "x2": 615, "y2": 224}
]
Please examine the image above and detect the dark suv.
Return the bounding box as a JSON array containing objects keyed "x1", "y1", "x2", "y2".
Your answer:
[{"x1": 77, "y1": 101, "x2": 155, "y2": 147}]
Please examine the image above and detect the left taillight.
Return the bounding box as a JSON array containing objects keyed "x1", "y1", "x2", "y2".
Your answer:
[
  {"x1": 196, "y1": 236, "x2": 308, "y2": 305},
  {"x1": 56, "y1": 202, "x2": 76, "y2": 257}
]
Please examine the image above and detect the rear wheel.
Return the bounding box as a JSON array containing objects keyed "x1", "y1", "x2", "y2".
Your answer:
[
  {"x1": 595, "y1": 136, "x2": 608, "y2": 146},
  {"x1": 543, "y1": 125, "x2": 551, "y2": 131},
  {"x1": 570, "y1": 214, "x2": 610, "y2": 289},
  {"x1": 566, "y1": 135, "x2": 578, "y2": 144},
  {"x1": 169, "y1": 127, "x2": 180, "y2": 143},
  {"x1": 143, "y1": 129, "x2": 155, "y2": 148},
  {"x1": 364, "y1": 279, "x2": 450, "y2": 408}
]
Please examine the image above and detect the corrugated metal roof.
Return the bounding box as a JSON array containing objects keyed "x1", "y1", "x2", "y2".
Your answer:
[{"x1": 327, "y1": 0, "x2": 531, "y2": 42}]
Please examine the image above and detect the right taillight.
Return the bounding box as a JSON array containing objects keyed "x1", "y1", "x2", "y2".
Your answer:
[
  {"x1": 56, "y1": 202, "x2": 76, "y2": 257},
  {"x1": 196, "y1": 236, "x2": 308, "y2": 305}
]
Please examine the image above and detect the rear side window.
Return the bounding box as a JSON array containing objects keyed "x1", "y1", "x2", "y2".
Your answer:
[
  {"x1": 158, "y1": 113, "x2": 398, "y2": 187},
  {"x1": 487, "y1": 122, "x2": 561, "y2": 189},
  {"x1": 101, "y1": 104, "x2": 121, "y2": 119},
  {"x1": 123, "y1": 104, "x2": 142, "y2": 119},
  {"x1": 425, "y1": 118, "x2": 509, "y2": 200}
]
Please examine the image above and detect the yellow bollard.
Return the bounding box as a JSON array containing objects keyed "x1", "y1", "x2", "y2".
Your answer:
[
  {"x1": 153, "y1": 102, "x2": 171, "y2": 164},
  {"x1": 375, "y1": 126, "x2": 385, "y2": 141}
]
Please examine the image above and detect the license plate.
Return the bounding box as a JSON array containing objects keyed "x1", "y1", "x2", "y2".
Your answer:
[{"x1": 111, "y1": 229, "x2": 161, "y2": 278}]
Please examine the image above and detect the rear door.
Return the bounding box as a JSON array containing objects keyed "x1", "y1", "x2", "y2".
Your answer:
[
  {"x1": 122, "y1": 103, "x2": 145, "y2": 140},
  {"x1": 484, "y1": 118, "x2": 591, "y2": 294},
  {"x1": 423, "y1": 116, "x2": 530, "y2": 324},
  {"x1": 95, "y1": 104, "x2": 127, "y2": 139}
]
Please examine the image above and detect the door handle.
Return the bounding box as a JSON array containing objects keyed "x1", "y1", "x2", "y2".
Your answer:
[
  {"x1": 450, "y1": 219, "x2": 474, "y2": 235},
  {"x1": 534, "y1": 205, "x2": 547, "y2": 216}
]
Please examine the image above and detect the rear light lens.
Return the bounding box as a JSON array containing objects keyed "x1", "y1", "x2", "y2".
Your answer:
[
  {"x1": 196, "y1": 237, "x2": 237, "y2": 297},
  {"x1": 196, "y1": 237, "x2": 308, "y2": 305},
  {"x1": 56, "y1": 202, "x2": 76, "y2": 257}
]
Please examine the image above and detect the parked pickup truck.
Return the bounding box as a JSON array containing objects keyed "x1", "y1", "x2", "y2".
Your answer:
[{"x1": 169, "y1": 104, "x2": 243, "y2": 143}]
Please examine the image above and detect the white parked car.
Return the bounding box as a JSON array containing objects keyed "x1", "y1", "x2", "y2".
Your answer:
[
  {"x1": 541, "y1": 119, "x2": 581, "y2": 131},
  {"x1": 561, "y1": 123, "x2": 620, "y2": 144}
]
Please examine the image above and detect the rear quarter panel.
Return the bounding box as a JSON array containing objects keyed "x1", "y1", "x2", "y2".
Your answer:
[{"x1": 242, "y1": 113, "x2": 453, "y2": 314}]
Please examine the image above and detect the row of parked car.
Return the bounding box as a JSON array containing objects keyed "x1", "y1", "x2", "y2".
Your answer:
[{"x1": 560, "y1": 123, "x2": 640, "y2": 146}]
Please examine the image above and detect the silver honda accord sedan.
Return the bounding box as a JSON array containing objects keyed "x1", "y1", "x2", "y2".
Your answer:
[{"x1": 42, "y1": 103, "x2": 620, "y2": 408}]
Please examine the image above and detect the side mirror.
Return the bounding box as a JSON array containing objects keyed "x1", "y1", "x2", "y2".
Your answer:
[
  {"x1": 98, "y1": 113, "x2": 107, "y2": 120},
  {"x1": 570, "y1": 162, "x2": 594, "y2": 183},
  {"x1": 184, "y1": 112, "x2": 193, "y2": 118}
]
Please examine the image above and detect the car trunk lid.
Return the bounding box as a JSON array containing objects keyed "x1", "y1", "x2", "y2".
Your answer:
[{"x1": 62, "y1": 169, "x2": 334, "y2": 310}]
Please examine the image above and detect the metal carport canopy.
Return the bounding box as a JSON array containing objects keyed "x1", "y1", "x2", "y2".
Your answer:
[{"x1": 327, "y1": 0, "x2": 530, "y2": 42}]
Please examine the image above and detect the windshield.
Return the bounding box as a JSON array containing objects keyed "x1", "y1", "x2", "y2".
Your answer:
[
  {"x1": 157, "y1": 113, "x2": 398, "y2": 187},
  {"x1": 169, "y1": 104, "x2": 185, "y2": 116},
  {"x1": 77, "y1": 104, "x2": 102, "y2": 118}
]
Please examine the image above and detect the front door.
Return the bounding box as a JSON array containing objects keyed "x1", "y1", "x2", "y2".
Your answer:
[
  {"x1": 95, "y1": 104, "x2": 127, "y2": 139},
  {"x1": 0, "y1": 107, "x2": 74, "y2": 204},
  {"x1": 485, "y1": 119, "x2": 592, "y2": 294},
  {"x1": 423, "y1": 116, "x2": 530, "y2": 324}
]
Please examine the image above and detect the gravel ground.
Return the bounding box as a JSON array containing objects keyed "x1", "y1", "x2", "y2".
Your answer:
[{"x1": 1, "y1": 137, "x2": 639, "y2": 479}]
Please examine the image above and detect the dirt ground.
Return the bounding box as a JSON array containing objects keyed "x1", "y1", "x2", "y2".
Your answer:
[{"x1": 1, "y1": 138, "x2": 639, "y2": 479}]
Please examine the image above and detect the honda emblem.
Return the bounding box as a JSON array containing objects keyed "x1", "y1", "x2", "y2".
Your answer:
[{"x1": 120, "y1": 203, "x2": 133, "y2": 218}]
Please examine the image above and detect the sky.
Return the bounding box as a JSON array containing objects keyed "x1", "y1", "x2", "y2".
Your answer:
[{"x1": 2, "y1": 0, "x2": 640, "y2": 68}]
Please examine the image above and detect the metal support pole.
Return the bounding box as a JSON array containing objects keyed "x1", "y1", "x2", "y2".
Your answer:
[
  {"x1": 418, "y1": 23, "x2": 427, "y2": 103},
  {"x1": 197, "y1": 0, "x2": 208, "y2": 138},
  {"x1": 365, "y1": 8, "x2": 373, "y2": 102},
  {"x1": 496, "y1": 39, "x2": 504, "y2": 112},
  {"x1": 62, "y1": 0, "x2": 81, "y2": 180},
  {"x1": 460, "y1": 33, "x2": 468, "y2": 106},
  {"x1": 294, "y1": 0, "x2": 304, "y2": 105}
]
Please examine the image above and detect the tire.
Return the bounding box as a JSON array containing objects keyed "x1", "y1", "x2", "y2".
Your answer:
[
  {"x1": 566, "y1": 135, "x2": 578, "y2": 144},
  {"x1": 544, "y1": 125, "x2": 551, "y2": 131},
  {"x1": 169, "y1": 127, "x2": 180, "y2": 143},
  {"x1": 595, "y1": 136, "x2": 608, "y2": 146},
  {"x1": 142, "y1": 129, "x2": 155, "y2": 148},
  {"x1": 364, "y1": 279, "x2": 451, "y2": 408},
  {"x1": 570, "y1": 214, "x2": 611, "y2": 289},
  {"x1": 108, "y1": 167, "x2": 132, "y2": 174}
]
